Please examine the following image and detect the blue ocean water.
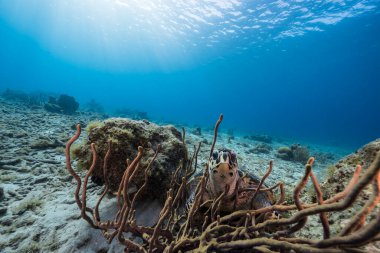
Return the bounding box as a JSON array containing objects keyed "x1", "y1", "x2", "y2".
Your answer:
[{"x1": 0, "y1": 0, "x2": 379, "y2": 150}]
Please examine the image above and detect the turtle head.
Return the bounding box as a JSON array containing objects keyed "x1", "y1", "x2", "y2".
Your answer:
[{"x1": 208, "y1": 149, "x2": 239, "y2": 197}]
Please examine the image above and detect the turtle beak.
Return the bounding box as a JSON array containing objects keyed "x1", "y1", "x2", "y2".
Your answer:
[{"x1": 218, "y1": 163, "x2": 230, "y2": 178}]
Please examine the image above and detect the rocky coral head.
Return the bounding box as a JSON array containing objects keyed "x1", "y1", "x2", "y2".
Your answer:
[
  {"x1": 72, "y1": 118, "x2": 186, "y2": 202},
  {"x1": 208, "y1": 149, "x2": 239, "y2": 197},
  {"x1": 57, "y1": 94, "x2": 79, "y2": 115}
]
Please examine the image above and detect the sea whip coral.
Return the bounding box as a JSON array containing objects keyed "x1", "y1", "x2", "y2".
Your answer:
[{"x1": 66, "y1": 115, "x2": 380, "y2": 253}]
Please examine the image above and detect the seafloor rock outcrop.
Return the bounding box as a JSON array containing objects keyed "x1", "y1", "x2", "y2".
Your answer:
[
  {"x1": 72, "y1": 118, "x2": 187, "y2": 200},
  {"x1": 275, "y1": 143, "x2": 310, "y2": 164},
  {"x1": 44, "y1": 94, "x2": 79, "y2": 115},
  {"x1": 322, "y1": 139, "x2": 380, "y2": 196},
  {"x1": 321, "y1": 139, "x2": 380, "y2": 223},
  {"x1": 298, "y1": 139, "x2": 380, "y2": 252}
]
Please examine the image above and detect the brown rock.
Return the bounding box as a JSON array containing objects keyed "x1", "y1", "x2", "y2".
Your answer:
[
  {"x1": 320, "y1": 139, "x2": 380, "y2": 242},
  {"x1": 72, "y1": 118, "x2": 186, "y2": 201},
  {"x1": 322, "y1": 138, "x2": 380, "y2": 199}
]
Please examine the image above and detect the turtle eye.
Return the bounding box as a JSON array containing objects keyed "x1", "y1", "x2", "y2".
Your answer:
[
  {"x1": 213, "y1": 169, "x2": 218, "y2": 174},
  {"x1": 230, "y1": 152, "x2": 236, "y2": 161},
  {"x1": 229, "y1": 172, "x2": 234, "y2": 177},
  {"x1": 212, "y1": 151, "x2": 219, "y2": 160}
]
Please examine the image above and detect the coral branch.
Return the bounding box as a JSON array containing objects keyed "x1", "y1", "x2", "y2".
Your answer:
[
  {"x1": 275, "y1": 158, "x2": 313, "y2": 236},
  {"x1": 129, "y1": 145, "x2": 161, "y2": 221},
  {"x1": 250, "y1": 160, "x2": 273, "y2": 209},
  {"x1": 95, "y1": 140, "x2": 112, "y2": 222},
  {"x1": 149, "y1": 190, "x2": 173, "y2": 252},
  {"x1": 324, "y1": 164, "x2": 362, "y2": 204},
  {"x1": 185, "y1": 142, "x2": 201, "y2": 179},
  {"x1": 210, "y1": 114, "x2": 223, "y2": 158},
  {"x1": 309, "y1": 168, "x2": 330, "y2": 239},
  {"x1": 81, "y1": 143, "x2": 98, "y2": 228},
  {"x1": 65, "y1": 124, "x2": 84, "y2": 210},
  {"x1": 340, "y1": 171, "x2": 380, "y2": 235},
  {"x1": 211, "y1": 185, "x2": 229, "y2": 221}
]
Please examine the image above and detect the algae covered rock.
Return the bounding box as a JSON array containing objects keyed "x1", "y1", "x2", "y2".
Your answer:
[
  {"x1": 57, "y1": 94, "x2": 79, "y2": 114},
  {"x1": 322, "y1": 139, "x2": 380, "y2": 196},
  {"x1": 44, "y1": 94, "x2": 79, "y2": 115},
  {"x1": 275, "y1": 144, "x2": 309, "y2": 163},
  {"x1": 321, "y1": 139, "x2": 380, "y2": 237},
  {"x1": 73, "y1": 118, "x2": 186, "y2": 201},
  {"x1": 275, "y1": 146, "x2": 292, "y2": 160}
]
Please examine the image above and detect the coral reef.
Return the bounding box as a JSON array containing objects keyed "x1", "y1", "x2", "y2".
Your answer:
[
  {"x1": 44, "y1": 94, "x2": 79, "y2": 115},
  {"x1": 66, "y1": 115, "x2": 380, "y2": 253},
  {"x1": 57, "y1": 94, "x2": 79, "y2": 114},
  {"x1": 71, "y1": 118, "x2": 187, "y2": 201},
  {"x1": 276, "y1": 144, "x2": 310, "y2": 164}
]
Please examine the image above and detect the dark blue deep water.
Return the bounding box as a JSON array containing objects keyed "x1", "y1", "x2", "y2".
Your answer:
[{"x1": 0, "y1": 0, "x2": 379, "y2": 150}]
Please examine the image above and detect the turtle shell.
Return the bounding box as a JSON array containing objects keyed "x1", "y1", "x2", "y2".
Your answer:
[{"x1": 237, "y1": 165, "x2": 276, "y2": 211}]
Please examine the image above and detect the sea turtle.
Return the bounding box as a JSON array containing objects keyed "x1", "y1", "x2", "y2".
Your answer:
[{"x1": 187, "y1": 149, "x2": 276, "y2": 219}]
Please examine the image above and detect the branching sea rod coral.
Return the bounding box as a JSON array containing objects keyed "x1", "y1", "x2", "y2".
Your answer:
[{"x1": 65, "y1": 115, "x2": 380, "y2": 253}]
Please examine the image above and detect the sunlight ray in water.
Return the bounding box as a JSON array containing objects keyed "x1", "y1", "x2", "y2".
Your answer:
[{"x1": 0, "y1": 0, "x2": 378, "y2": 70}]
